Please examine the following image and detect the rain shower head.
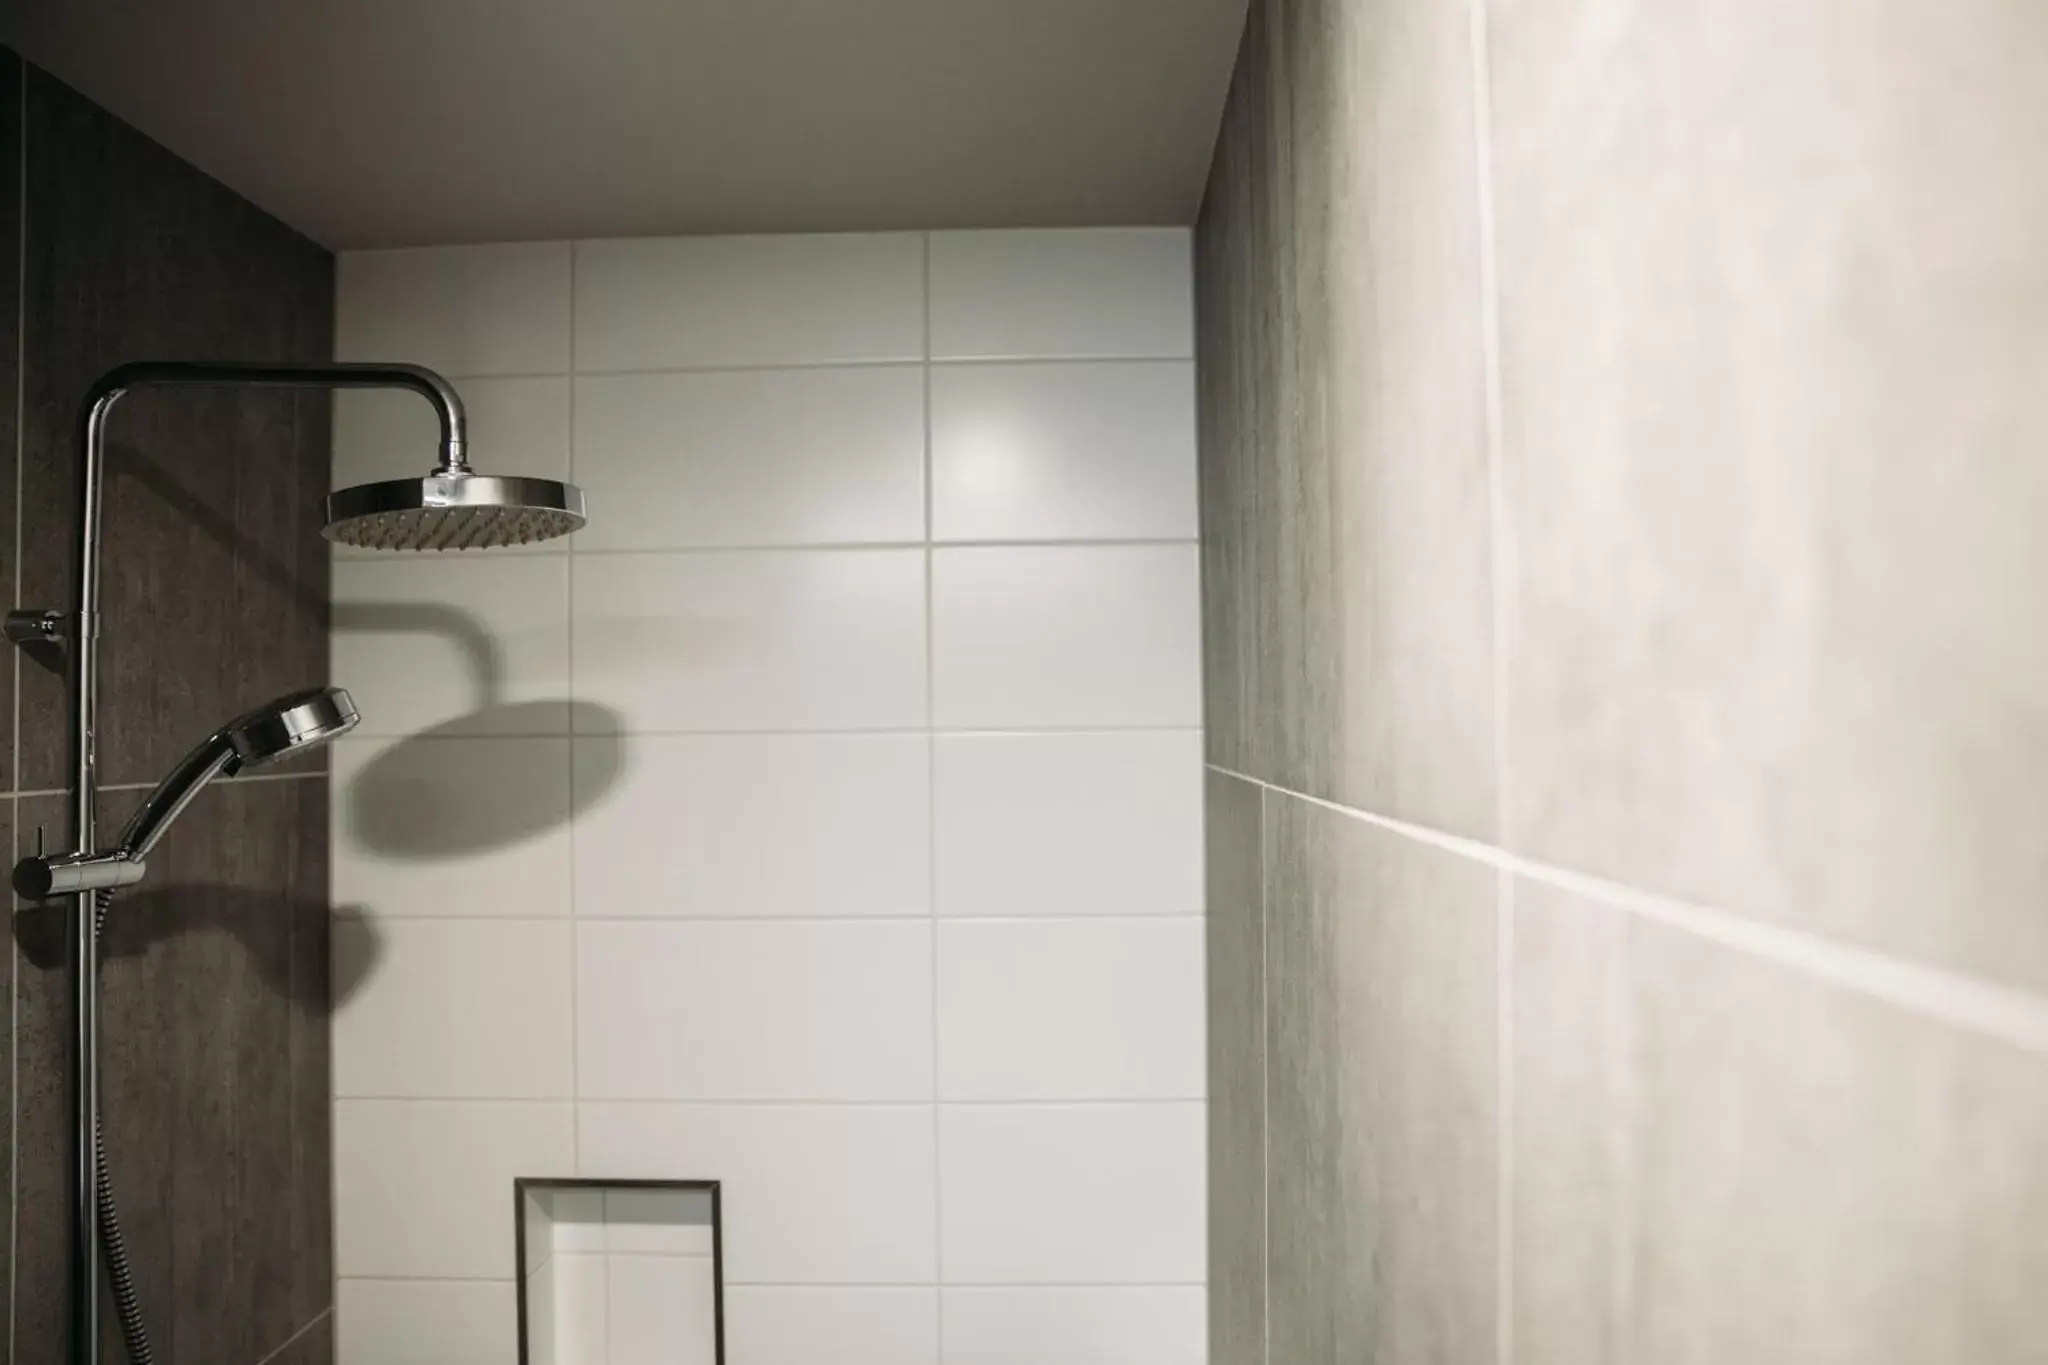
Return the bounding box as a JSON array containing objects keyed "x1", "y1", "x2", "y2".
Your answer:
[{"x1": 324, "y1": 472, "x2": 586, "y2": 551}]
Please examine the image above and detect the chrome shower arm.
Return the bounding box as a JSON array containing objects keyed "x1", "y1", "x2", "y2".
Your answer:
[{"x1": 84, "y1": 360, "x2": 469, "y2": 471}]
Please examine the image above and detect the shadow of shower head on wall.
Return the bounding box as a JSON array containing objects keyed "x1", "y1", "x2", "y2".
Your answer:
[{"x1": 326, "y1": 602, "x2": 627, "y2": 857}]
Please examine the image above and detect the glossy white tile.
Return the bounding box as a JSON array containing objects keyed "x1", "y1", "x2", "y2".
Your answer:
[
  {"x1": 940, "y1": 1104, "x2": 1205, "y2": 1284},
  {"x1": 725, "y1": 1288, "x2": 939, "y2": 1365},
  {"x1": 550, "y1": 1254, "x2": 608, "y2": 1365},
  {"x1": 575, "y1": 920, "x2": 932, "y2": 1099},
  {"x1": 543, "y1": 1189, "x2": 606, "y2": 1255},
  {"x1": 337, "y1": 243, "x2": 572, "y2": 376},
  {"x1": 937, "y1": 920, "x2": 1205, "y2": 1100},
  {"x1": 931, "y1": 361, "x2": 1197, "y2": 541},
  {"x1": 570, "y1": 550, "x2": 926, "y2": 732},
  {"x1": 526, "y1": 1263, "x2": 557, "y2": 1365},
  {"x1": 931, "y1": 545, "x2": 1201, "y2": 728},
  {"x1": 333, "y1": 916, "x2": 573, "y2": 1098},
  {"x1": 928, "y1": 229, "x2": 1193, "y2": 360},
  {"x1": 578, "y1": 1103, "x2": 938, "y2": 1283},
  {"x1": 933, "y1": 731, "x2": 1202, "y2": 919},
  {"x1": 942, "y1": 1287, "x2": 1207, "y2": 1365},
  {"x1": 572, "y1": 733, "x2": 929, "y2": 918},
  {"x1": 574, "y1": 233, "x2": 924, "y2": 370},
  {"x1": 331, "y1": 736, "x2": 572, "y2": 920},
  {"x1": 608, "y1": 1254, "x2": 720, "y2": 1365},
  {"x1": 332, "y1": 554, "x2": 570, "y2": 737},
  {"x1": 604, "y1": 1187, "x2": 718, "y2": 1254},
  {"x1": 336, "y1": 1279, "x2": 518, "y2": 1365},
  {"x1": 334, "y1": 1099, "x2": 574, "y2": 1278},
  {"x1": 573, "y1": 367, "x2": 924, "y2": 549}
]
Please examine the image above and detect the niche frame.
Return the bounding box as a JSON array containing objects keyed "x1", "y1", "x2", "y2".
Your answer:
[{"x1": 513, "y1": 1176, "x2": 727, "y2": 1365}]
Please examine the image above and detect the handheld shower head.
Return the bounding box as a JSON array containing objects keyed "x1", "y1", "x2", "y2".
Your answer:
[
  {"x1": 12, "y1": 687, "x2": 358, "y2": 899},
  {"x1": 218, "y1": 685, "x2": 360, "y2": 775},
  {"x1": 122, "y1": 686, "x2": 359, "y2": 858}
]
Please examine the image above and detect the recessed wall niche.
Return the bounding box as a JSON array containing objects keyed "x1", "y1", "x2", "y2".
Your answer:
[{"x1": 517, "y1": 1179, "x2": 725, "y2": 1365}]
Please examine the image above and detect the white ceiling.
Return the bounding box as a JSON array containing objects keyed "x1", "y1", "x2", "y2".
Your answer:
[{"x1": 3, "y1": 0, "x2": 1249, "y2": 250}]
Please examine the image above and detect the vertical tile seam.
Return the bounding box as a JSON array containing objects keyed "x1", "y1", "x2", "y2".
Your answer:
[
  {"x1": 568, "y1": 240, "x2": 582, "y2": 1180},
  {"x1": 327, "y1": 246, "x2": 345, "y2": 1355},
  {"x1": 9, "y1": 59, "x2": 25, "y2": 1364},
  {"x1": 1255, "y1": 782, "x2": 1269, "y2": 1365},
  {"x1": 920, "y1": 230, "x2": 946, "y2": 1353},
  {"x1": 1463, "y1": 0, "x2": 1515, "y2": 1356}
]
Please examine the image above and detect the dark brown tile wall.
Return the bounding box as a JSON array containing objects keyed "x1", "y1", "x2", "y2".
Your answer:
[
  {"x1": 1201, "y1": 0, "x2": 2048, "y2": 1361},
  {"x1": 1, "y1": 47, "x2": 336, "y2": 1365}
]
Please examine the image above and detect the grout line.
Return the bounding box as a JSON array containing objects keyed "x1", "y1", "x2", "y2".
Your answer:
[
  {"x1": 1213, "y1": 764, "x2": 2048, "y2": 1058},
  {"x1": 347, "y1": 913, "x2": 1202, "y2": 925},
  {"x1": 567, "y1": 236, "x2": 582, "y2": 1176},
  {"x1": 919, "y1": 230, "x2": 948, "y2": 1355},
  {"x1": 82, "y1": 768, "x2": 329, "y2": 796},
  {"x1": 1255, "y1": 783, "x2": 1270, "y2": 1365},
  {"x1": 1493, "y1": 863, "x2": 1515, "y2": 1364},
  {"x1": 335, "y1": 536, "x2": 1200, "y2": 563},
  {"x1": 1463, "y1": 0, "x2": 1515, "y2": 1354},
  {"x1": 250, "y1": 1305, "x2": 332, "y2": 1365},
  {"x1": 770, "y1": 1280, "x2": 1209, "y2": 1291},
  {"x1": 337, "y1": 1273, "x2": 1203, "y2": 1289},
  {"x1": 9, "y1": 65, "x2": 24, "y2": 1364},
  {"x1": 337, "y1": 724, "x2": 1204, "y2": 743},
  {"x1": 425, "y1": 354, "x2": 1193, "y2": 384},
  {"x1": 583, "y1": 1250, "x2": 716, "y2": 1263},
  {"x1": 332, "y1": 1095, "x2": 1206, "y2": 1107}
]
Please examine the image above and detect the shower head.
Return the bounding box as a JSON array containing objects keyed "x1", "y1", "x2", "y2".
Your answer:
[
  {"x1": 12, "y1": 686, "x2": 360, "y2": 899},
  {"x1": 220, "y1": 685, "x2": 361, "y2": 773},
  {"x1": 119, "y1": 686, "x2": 360, "y2": 859},
  {"x1": 324, "y1": 472, "x2": 586, "y2": 551}
]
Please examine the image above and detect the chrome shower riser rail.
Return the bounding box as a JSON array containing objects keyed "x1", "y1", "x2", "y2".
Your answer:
[{"x1": 27, "y1": 361, "x2": 465, "y2": 1365}]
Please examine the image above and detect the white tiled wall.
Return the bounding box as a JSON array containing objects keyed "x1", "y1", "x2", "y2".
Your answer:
[{"x1": 329, "y1": 229, "x2": 1205, "y2": 1365}]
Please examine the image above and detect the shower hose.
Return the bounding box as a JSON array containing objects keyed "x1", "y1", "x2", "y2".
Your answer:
[{"x1": 93, "y1": 886, "x2": 155, "y2": 1365}]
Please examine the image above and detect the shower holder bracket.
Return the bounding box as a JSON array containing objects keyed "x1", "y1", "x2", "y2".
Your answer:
[{"x1": 5, "y1": 608, "x2": 65, "y2": 646}]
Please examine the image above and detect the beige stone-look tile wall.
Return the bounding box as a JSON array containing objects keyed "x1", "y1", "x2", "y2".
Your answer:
[{"x1": 1197, "y1": 0, "x2": 2048, "y2": 1360}]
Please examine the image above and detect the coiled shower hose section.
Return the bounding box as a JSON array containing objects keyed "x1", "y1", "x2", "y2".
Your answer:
[{"x1": 92, "y1": 887, "x2": 154, "y2": 1365}]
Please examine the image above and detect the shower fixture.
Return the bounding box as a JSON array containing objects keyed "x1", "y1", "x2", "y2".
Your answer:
[
  {"x1": 6, "y1": 360, "x2": 585, "y2": 1365},
  {"x1": 13, "y1": 687, "x2": 359, "y2": 900}
]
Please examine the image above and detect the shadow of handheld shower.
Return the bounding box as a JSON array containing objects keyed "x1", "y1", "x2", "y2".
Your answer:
[
  {"x1": 344, "y1": 700, "x2": 626, "y2": 858},
  {"x1": 11, "y1": 887, "x2": 380, "y2": 1014}
]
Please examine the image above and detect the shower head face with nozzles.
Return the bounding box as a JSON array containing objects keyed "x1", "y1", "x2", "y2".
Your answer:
[
  {"x1": 324, "y1": 471, "x2": 586, "y2": 551},
  {"x1": 223, "y1": 685, "x2": 360, "y2": 773}
]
